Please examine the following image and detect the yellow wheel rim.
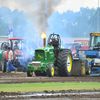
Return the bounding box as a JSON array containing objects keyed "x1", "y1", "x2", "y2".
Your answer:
[
  {"x1": 51, "y1": 66, "x2": 54, "y2": 76},
  {"x1": 67, "y1": 54, "x2": 72, "y2": 72}
]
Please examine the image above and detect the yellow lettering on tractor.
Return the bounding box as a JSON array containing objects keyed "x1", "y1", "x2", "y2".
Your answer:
[
  {"x1": 34, "y1": 67, "x2": 37, "y2": 70},
  {"x1": 38, "y1": 54, "x2": 41, "y2": 58},
  {"x1": 83, "y1": 42, "x2": 88, "y2": 45},
  {"x1": 45, "y1": 51, "x2": 49, "y2": 52}
]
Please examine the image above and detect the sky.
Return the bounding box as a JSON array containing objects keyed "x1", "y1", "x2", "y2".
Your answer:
[
  {"x1": 0, "y1": 0, "x2": 99, "y2": 37},
  {"x1": 56, "y1": 0, "x2": 99, "y2": 13},
  {"x1": 0, "y1": 0, "x2": 99, "y2": 13},
  {"x1": 0, "y1": 0, "x2": 99, "y2": 57},
  {"x1": 0, "y1": 0, "x2": 62, "y2": 35}
]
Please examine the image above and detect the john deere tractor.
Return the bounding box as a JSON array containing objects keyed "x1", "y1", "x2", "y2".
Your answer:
[{"x1": 27, "y1": 33, "x2": 73, "y2": 77}]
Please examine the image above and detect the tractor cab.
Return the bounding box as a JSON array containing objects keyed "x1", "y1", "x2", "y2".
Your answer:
[
  {"x1": 8, "y1": 37, "x2": 26, "y2": 51},
  {"x1": 0, "y1": 38, "x2": 26, "y2": 51},
  {"x1": 5, "y1": 38, "x2": 26, "y2": 60},
  {"x1": 89, "y1": 33, "x2": 100, "y2": 50},
  {"x1": 48, "y1": 33, "x2": 61, "y2": 48},
  {"x1": 1, "y1": 42, "x2": 8, "y2": 50},
  {"x1": 47, "y1": 33, "x2": 61, "y2": 60}
]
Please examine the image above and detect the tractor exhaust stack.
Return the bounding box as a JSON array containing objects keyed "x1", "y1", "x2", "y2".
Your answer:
[
  {"x1": 41, "y1": 32, "x2": 47, "y2": 47},
  {"x1": 43, "y1": 38, "x2": 46, "y2": 47}
]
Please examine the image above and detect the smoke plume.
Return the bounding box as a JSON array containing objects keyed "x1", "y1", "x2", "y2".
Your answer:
[{"x1": 0, "y1": 0, "x2": 62, "y2": 35}]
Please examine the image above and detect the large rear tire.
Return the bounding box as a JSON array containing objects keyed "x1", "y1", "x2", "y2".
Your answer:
[{"x1": 57, "y1": 49, "x2": 73, "y2": 76}]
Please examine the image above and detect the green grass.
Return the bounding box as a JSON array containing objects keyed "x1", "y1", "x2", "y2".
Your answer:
[{"x1": 0, "y1": 82, "x2": 100, "y2": 93}]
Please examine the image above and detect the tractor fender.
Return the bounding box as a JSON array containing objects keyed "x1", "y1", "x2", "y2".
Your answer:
[{"x1": 3, "y1": 51, "x2": 8, "y2": 61}]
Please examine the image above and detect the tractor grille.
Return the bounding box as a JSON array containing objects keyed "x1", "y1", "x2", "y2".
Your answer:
[{"x1": 32, "y1": 61, "x2": 41, "y2": 67}]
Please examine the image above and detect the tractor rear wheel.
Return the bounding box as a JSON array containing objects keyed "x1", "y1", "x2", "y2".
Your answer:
[
  {"x1": 35, "y1": 71, "x2": 47, "y2": 76},
  {"x1": 2, "y1": 61, "x2": 7, "y2": 72},
  {"x1": 57, "y1": 49, "x2": 73, "y2": 76},
  {"x1": 27, "y1": 70, "x2": 33, "y2": 77},
  {"x1": 47, "y1": 64, "x2": 55, "y2": 77}
]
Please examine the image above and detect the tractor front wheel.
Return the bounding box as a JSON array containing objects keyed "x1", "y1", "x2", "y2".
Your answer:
[
  {"x1": 27, "y1": 70, "x2": 33, "y2": 77},
  {"x1": 48, "y1": 64, "x2": 55, "y2": 77},
  {"x1": 57, "y1": 49, "x2": 73, "y2": 76}
]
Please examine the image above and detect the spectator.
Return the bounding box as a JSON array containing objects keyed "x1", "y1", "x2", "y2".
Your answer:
[{"x1": 7, "y1": 46, "x2": 17, "y2": 72}]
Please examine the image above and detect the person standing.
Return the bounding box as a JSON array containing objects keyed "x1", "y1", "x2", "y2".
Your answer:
[{"x1": 7, "y1": 47, "x2": 17, "y2": 72}]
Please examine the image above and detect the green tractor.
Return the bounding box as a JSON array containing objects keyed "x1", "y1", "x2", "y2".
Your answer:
[{"x1": 27, "y1": 33, "x2": 73, "y2": 77}]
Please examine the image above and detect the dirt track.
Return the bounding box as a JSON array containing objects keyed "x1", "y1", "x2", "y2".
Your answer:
[
  {"x1": 0, "y1": 71, "x2": 100, "y2": 84},
  {"x1": 0, "y1": 72, "x2": 100, "y2": 99}
]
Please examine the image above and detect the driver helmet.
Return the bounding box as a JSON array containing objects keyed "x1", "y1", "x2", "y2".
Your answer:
[{"x1": 52, "y1": 37, "x2": 55, "y2": 41}]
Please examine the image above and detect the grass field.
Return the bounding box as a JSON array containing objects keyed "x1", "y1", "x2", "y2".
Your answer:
[{"x1": 0, "y1": 82, "x2": 100, "y2": 93}]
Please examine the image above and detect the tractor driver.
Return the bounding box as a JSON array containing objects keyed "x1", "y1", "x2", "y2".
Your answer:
[
  {"x1": 48, "y1": 37, "x2": 55, "y2": 45},
  {"x1": 13, "y1": 42, "x2": 19, "y2": 50}
]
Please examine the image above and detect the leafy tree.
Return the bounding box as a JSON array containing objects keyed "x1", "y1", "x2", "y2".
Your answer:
[
  {"x1": 0, "y1": 16, "x2": 9, "y2": 36},
  {"x1": 48, "y1": 7, "x2": 97, "y2": 37},
  {"x1": 88, "y1": 8, "x2": 100, "y2": 32}
]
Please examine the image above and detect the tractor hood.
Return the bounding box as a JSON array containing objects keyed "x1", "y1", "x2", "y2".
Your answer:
[
  {"x1": 35, "y1": 45, "x2": 54, "y2": 51},
  {"x1": 35, "y1": 45, "x2": 54, "y2": 62},
  {"x1": 14, "y1": 50, "x2": 23, "y2": 55}
]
